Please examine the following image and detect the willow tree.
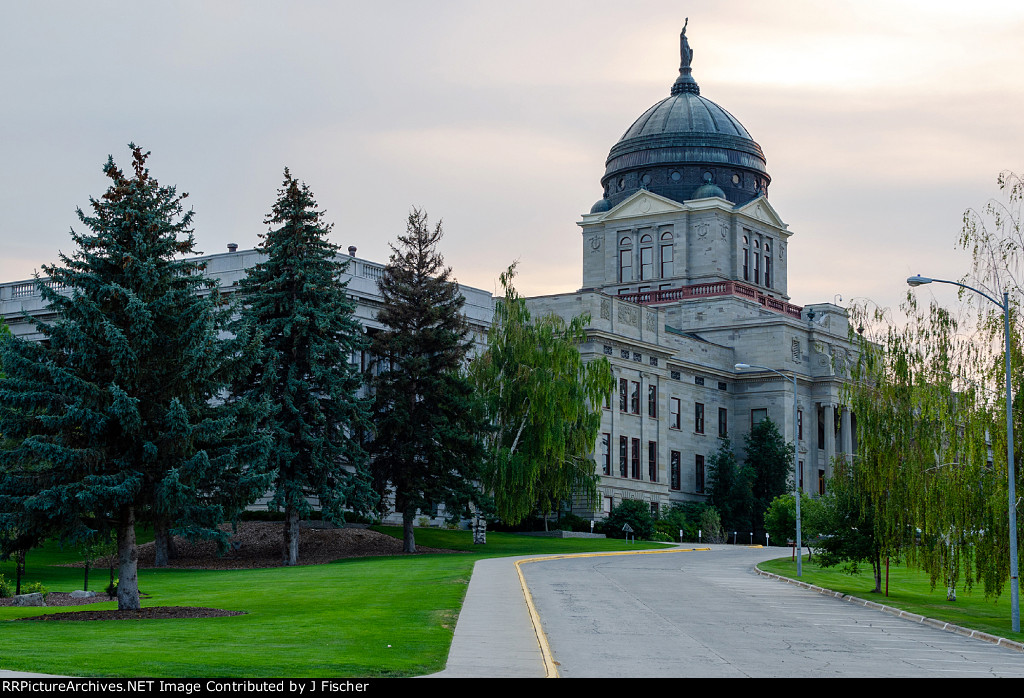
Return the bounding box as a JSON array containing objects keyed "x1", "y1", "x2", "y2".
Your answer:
[
  {"x1": 470, "y1": 264, "x2": 614, "y2": 527},
  {"x1": 845, "y1": 172, "x2": 1024, "y2": 599},
  {"x1": 848, "y1": 296, "x2": 996, "y2": 599}
]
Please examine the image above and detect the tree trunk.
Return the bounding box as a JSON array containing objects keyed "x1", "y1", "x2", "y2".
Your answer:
[
  {"x1": 116, "y1": 506, "x2": 141, "y2": 610},
  {"x1": 154, "y1": 516, "x2": 172, "y2": 567},
  {"x1": 870, "y1": 548, "x2": 883, "y2": 594},
  {"x1": 283, "y1": 505, "x2": 300, "y2": 566},
  {"x1": 402, "y1": 509, "x2": 416, "y2": 553},
  {"x1": 15, "y1": 550, "x2": 24, "y2": 595},
  {"x1": 83, "y1": 559, "x2": 91, "y2": 591}
]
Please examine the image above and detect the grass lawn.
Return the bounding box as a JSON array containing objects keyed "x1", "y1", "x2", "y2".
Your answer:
[
  {"x1": 759, "y1": 554, "x2": 1024, "y2": 643},
  {"x1": 0, "y1": 528, "x2": 668, "y2": 677}
]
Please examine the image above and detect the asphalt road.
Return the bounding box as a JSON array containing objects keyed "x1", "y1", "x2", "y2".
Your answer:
[{"x1": 520, "y1": 546, "x2": 1024, "y2": 678}]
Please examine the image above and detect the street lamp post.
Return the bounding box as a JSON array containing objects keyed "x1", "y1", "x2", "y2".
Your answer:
[
  {"x1": 735, "y1": 362, "x2": 802, "y2": 576},
  {"x1": 907, "y1": 274, "x2": 1019, "y2": 633}
]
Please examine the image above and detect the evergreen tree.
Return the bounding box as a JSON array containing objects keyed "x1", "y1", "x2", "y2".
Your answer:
[
  {"x1": 706, "y1": 436, "x2": 752, "y2": 531},
  {"x1": 470, "y1": 264, "x2": 614, "y2": 527},
  {"x1": 0, "y1": 145, "x2": 269, "y2": 609},
  {"x1": 743, "y1": 417, "x2": 793, "y2": 537},
  {"x1": 232, "y1": 169, "x2": 375, "y2": 566},
  {"x1": 370, "y1": 208, "x2": 485, "y2": 553}
]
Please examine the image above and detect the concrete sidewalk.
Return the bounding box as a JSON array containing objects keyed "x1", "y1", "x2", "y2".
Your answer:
[{"x1": 428, "y1": 555, "x2": 548, "y2": 678}]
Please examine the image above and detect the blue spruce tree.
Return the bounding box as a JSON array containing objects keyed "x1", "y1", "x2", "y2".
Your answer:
[
  {"x1": 232, "y1": 169, "x2": 375, "y2": 566},
  {"x1": 0, "y1": 146, "x2": 270, "y2": 609}
]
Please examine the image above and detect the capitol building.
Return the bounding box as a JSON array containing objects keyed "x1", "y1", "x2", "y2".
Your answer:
[{"x1": 0, "y1": 26, "x2": 856, "y2": 519}]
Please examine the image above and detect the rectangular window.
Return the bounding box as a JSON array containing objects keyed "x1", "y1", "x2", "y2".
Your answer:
[
  {"x1": 718, "y1": 407, "x2": 728, "y2": 437},
  {"x1": 648, "y1": 384, "x2": 658, "y2": 418},
  {"x1": 619, "y1": 249, "x2": 632, "y2": 283},
  {"x1": 751, "y1": 408, "x2": 768, "y2": 427},
  {"x1": 695, "y1": 455, "x2": 705, "y2": 494},
  {"x1": 671, "y1": 451, "x2": 681, "y2": 490},
  {"x1": 764, "y1": 254, "x2": 771, "y2": 288},
  {"x1": 818, "y1": 469, "x2": 826, "y2": 496},
  {"x1": 631, "y1": 438, "x2": 641, "y2": 479},
  {"x1": 619, "y1": 436, "x2": 628, "y2": 477},
  {"x1": 695, "y1": 402, "x2": 705, "y2": 434},
  {"x1": 743, "y1": 248, "x2": 749, "y2": 281},
  {"x1": 619, "y1": 378, "x2": 628, "y2": 412},
  {"x1": 718, "y1": 381, "x2": 727, "y2": 391},
  {"x1": 818, "y1": 410, "x2": 825, "y2": 449},
  {"x1": 601, "y1": 433, "x2": 611, "y2": 476},
  {"x1": 670, "y1": 397, "x2": 681, "y2": 429},
  {"x1": 797, "y1": 410, "x2": 803, "y2": 440},
  {"x1": 648, "y1": 441, "x2": 657, "y2": 482},
  {"x1": 753, "y1": 250, "x2": 760, "y2": 285},
  {"x1": 798, "y1": 460, "x2": 804, "y2": 491},
  {"x1": 603, "y1": 496, "x2": 613, "y2": 514},
  {"x1": 640, "y1": 246, "x2": 653, "y2": 281},
  {"x1": 630, "y1": 381, "x2": 640, "y2": 414},
  {"x1": 650, "y1": 502, "x2": 659, "y2": 519},
  {"x1": 661, "y1": 243, "x2": 673, "y2": 278},
  {"x1": 694, "y1": 376, "x2": 705, "y2": 386}
]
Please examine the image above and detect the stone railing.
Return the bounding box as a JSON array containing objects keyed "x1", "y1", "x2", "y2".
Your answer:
[{"x1": 618, "y1": 281, "x2": 802, "y2": 319}]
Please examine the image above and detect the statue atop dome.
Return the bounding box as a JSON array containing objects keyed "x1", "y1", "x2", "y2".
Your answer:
[
  {"x1": 671, "y1": 19, "x2": 699, "y2": 96},
  {"x1": 680, "y1": 18, "x2": 692, "y2": 70}
]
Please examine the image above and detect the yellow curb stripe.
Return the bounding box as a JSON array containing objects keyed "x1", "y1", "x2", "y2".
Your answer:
[{"x1": 513, "y1": 547, "x2": 711, "y2": 678}]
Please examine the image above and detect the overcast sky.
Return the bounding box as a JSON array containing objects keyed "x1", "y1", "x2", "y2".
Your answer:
[{"x1": 2, "y1": 1, "x2": 1023, "y2": 315}]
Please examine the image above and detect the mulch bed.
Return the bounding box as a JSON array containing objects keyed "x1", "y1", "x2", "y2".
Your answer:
[
  {"x1": 17, "y1": 606, "x2": 245, "y2": 621},
  {"x1": 8, "y1": 523, "x2": 462, "y2": 621}
]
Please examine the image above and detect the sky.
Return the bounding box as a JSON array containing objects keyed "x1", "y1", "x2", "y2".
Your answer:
[{"x1": 2, "y1": 1, "x2": 1023, "y2": 315}]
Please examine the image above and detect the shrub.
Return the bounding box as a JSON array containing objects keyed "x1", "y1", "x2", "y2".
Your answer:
[
  {"x1": 603, "y1": 500, "x2": 656, "y2": 540},
  {"x1": 556, "y1": 512, "x2": 594, "y2": 533},
  {"x1": 699, "y1": 508, "x2": 726, "y2": 544},
  {"x1": 0, "y1": 575, "x2": 12, "y2": 598},
  {"x1": 22, "y1": 581, "x2": 48, "y2": 598}
]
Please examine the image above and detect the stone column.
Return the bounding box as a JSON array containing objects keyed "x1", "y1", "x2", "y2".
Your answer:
[
  {"x1": 823, "y1": 403, "x2": 836, "y2": 479},
  {"x1": 840, "y1": 406, "x2": 853, "y2": 461}
]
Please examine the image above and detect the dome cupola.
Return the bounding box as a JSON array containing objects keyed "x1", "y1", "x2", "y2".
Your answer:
[{"x1": 595, "y1": 21, "x2": 770, "y2": 211}]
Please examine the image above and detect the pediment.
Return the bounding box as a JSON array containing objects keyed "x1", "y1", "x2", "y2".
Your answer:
[
  {"x1": 734, "y1": 196, "x2": 788, "y2": 230},
  {"x1": 599, "y1": 190, "x2": 687, "y2": 221}
]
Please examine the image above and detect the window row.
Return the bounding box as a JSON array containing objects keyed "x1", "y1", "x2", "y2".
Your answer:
[
  {"x1": 619, "y1": 232, "x2": 674, "y2": 283},
  {"x1": 599, "y1": 435, "x2": 707, "y2": 496},
  {"x1": 669, "y1": 398, "x2": 728, "y2": 437},
  {"x1": 668, "y1": 451, "x2": 705, "y2": 494},
  {"x1": 599, "y1": 435, "x2": 659, "y2": 483},
  {"x1": 742, "y1": 231, "x2": 773, "y2": 289}
]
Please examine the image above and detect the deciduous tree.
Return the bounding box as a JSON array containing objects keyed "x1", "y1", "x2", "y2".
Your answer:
[{"x1": 470, "y1": 264, "x2": 613, "y2": 527}]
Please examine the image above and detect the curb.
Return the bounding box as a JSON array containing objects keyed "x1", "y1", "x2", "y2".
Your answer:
[{"x1": 754, "y1": 566, "x2": 1024, "y2": 653}]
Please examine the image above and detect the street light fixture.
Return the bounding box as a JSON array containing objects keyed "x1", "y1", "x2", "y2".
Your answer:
[
  {"x1": 735, "y1": 362, "x2": 802, "y2": 576},
  {"x1": 907, "y1": 274, "x2": 1019, "y2": 633}
]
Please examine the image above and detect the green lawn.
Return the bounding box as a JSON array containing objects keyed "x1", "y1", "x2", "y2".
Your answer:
[
  {"x1": 759, "y1": 554, "x2": 1024, "y2": 643},
  {"x1": 0, "y1": 528, "x2": 667, "y2": 677}
]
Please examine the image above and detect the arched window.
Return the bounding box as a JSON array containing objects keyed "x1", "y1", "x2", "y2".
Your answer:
[
  {"x1": 660, "y1": 232, "x2": 674, "y2": 278},
  {"x1": 618, "y1": 236, "x2": 633, "y2": 283},
  {"x1": 763, "y1": 241, "x2": 772, "y2": 288},
  {"x1": 639, "y1": 234, "x2": 653, "y2": 280}
]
